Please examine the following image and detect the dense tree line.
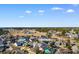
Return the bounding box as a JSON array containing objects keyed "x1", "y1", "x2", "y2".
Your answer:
[
  {"x1": 0, "y1": 29, "x2": 9, "y2": 35},
  {"x1": 35, "y1": 28, "x2": 71, "y2": 32}
]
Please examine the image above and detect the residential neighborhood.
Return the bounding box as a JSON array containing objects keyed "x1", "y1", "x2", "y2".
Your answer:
[{"x1": 0, "y1": 28, "x2": 79, "y2": 54}]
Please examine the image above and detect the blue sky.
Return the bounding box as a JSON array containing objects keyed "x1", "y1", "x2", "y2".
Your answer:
[{"x1": 0, "y1": 4, "x2": 79, "y2": 27}]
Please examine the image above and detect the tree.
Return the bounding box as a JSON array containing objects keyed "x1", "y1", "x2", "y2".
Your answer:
[
  {"x1": 46, "y1": 32, "x2": 52, "y2": 38},
  {"x1": 0, "y1": 29, "x2": 8, "y2": 35}
]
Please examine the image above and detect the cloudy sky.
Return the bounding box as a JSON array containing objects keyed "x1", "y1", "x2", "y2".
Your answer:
[{"x1": 0, "y1": 4, "x2": 79, "y2": 27}]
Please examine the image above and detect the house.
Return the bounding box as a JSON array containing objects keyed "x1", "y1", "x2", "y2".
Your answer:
[
  {"x1": 38, "y1": 37, "x2": 52, "y2": 41},
  {"x1": 65, "y1": 32, "x2": 78, "y2": 39},
  {"x1": 8, "y1": 29, "x2": 47, "y2": 37}
]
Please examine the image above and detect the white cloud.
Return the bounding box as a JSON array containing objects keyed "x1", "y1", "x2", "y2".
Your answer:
[
  {"x1": 66, "y1": 9, "x2": 75, "y2": 13},
  {"x1": 19, "y1": 16, "x2": 24, "y2": 18},
  {"x1": 51, "y1": 7, "x2": 64, "y2": 10},
  {"x1": 25, "y1": 10, "x2": 32, "y2": 14},
  {"x1": 38, "y1": 10, "x2": 45, "y2": 13},
  {"x1": 38, "y1": 10, "x2": 45, "y2": 16}
]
